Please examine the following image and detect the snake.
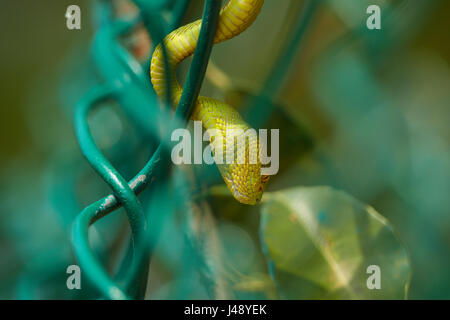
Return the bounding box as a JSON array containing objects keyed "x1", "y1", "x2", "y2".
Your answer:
[{"x1": 150, "y1": 0, "x2": 269, "y2": 205}]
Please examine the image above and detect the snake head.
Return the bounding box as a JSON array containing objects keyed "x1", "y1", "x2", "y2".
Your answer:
[
  {"x1": 210, "y1": 122, "x2": 272, "y2": 205},
  {"x1": 223, "y1": 164, "x2": 270, "y2": 205}
]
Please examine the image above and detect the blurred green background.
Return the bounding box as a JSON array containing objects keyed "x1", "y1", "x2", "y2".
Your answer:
[{"x1": 0, "y1": 0, "x2": 449, "y2": 299}]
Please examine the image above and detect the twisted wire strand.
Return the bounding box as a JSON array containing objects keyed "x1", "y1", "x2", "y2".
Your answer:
[
  {"x1": 74, "y1": 83, "x2": 151, "y2": 300},
  {"x1": 72, "y1": 9, "x2": 171, "y2": 300},
  {"x1": 72, "y1": 0, "x2": 222, "y2": 299}
]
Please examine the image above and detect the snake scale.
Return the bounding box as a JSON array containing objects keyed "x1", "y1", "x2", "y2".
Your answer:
[{"x1": 150, "y1": 0, "x2": 268, "y2": 205}]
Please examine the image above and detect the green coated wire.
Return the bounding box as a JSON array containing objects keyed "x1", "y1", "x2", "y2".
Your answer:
[
  {"x1": 171, "y1": 0, "x2": 191, "y2": 30},
  {"x1": 74, "y1": 84, "x2": 147, "y2": 248},
  {"x1": 73, "y1": 83, "x2": 144, "y2": 300},
  {"x1": 135, "y1": 7, "x2": 174, "y2": 106},
  {"x1": 74, "y1": 3, "x2": 176, "y2": 296},
  {"x1": 72, "y1": 0, "x2": 222, "y2": 300},
  {"x1": 93, "y1": 15, "x2": 173, "y2": 140},
  {"x1": 176, "y1": 0, "x2": 222, "y2": 122}
]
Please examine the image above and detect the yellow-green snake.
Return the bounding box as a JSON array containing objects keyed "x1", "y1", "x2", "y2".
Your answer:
[{"x1": 150, "y1": 0, "x2": 268, "y2": 205}]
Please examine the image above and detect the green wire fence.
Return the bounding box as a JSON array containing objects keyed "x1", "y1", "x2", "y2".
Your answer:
[
  {"x1": 71, "y1": 0, "x2": 322, "y2": 299},
  {"x1": 1, "y1": 0, "x2": 447, "y2": 300},
  {"x1": 73, "y1": 0, "x2": 223, "y2": 299}
]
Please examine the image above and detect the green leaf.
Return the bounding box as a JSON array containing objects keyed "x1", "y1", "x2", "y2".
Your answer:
[{"x1": 260, "y1": 186, "x2": 411, "y2": 299}]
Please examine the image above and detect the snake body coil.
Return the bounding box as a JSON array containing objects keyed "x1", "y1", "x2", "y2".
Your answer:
[{"x1": 151, "y1": 0, "x2": 268, "y2": 205}]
